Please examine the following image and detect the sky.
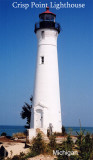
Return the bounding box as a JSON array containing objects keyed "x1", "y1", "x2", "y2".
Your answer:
[{"x1": 0, "y1": 0, "x2": 93, "y2": 127}]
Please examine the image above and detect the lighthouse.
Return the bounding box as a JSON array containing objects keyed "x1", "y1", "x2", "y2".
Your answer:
[{"x1": 29, "y1": 7, "x2": 62, "y2": 139}]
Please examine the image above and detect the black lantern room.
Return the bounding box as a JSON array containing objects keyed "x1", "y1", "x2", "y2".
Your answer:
[{"x1": 34, "y1": 7, "x2": 60, "y2": 33}]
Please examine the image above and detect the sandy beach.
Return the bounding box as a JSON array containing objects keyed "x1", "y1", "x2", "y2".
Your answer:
[
  {"x1": 0, "y1": 135, "x2": 77, "y2": 159},
  {"x1": 28, "y1": 154, "x2": 56, "y2": 160},
  {"x1": 1, "y1": 142, "x2": 29, "y2": 158},
  {"x1": 0, "y1": 140, "x2": 56, "y2": 159},
  {"x1": 0, "y1": 136, "x2": 29, "y2": 158}
]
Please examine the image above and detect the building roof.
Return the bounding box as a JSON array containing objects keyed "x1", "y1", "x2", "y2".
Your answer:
[{"x1": 39, "y1": 7, "x2": 56, "y2": 18}]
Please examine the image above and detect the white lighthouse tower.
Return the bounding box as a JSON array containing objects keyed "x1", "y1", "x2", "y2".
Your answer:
[{"x1": 29, "y1": 7, "x2": 62, "y2": 139}]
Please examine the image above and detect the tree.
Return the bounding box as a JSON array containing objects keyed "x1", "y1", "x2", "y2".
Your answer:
[
  {"x1": 30, "y1": 133, "x2": 46, "y2": 157},
  {"x1": 49, "y1": 135, "x2": 57, "y2": 149},
  {"x1": 57, "y1": 135, "x2": 76, "y2": 160},
  {"x1": 76, "y1": 130, "x2": 93, "y2": 160},
  {"x1": 20, "y1": 96, "x2": 33, "y2": 129}
]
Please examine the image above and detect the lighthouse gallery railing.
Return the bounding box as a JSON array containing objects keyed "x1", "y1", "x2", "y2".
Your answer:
[{"x1": 34, "y1": 21, "x2": 60, "y2": 33}]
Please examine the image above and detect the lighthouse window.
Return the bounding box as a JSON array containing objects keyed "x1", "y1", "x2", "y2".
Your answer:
[
  {"x1": 40, "y1": 56, "x2": 44, "y2": 64},
  {"x1": 41, "y1": 31, "x2": 45, "y2": 39}
]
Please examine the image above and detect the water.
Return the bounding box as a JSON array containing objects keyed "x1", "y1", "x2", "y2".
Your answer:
[
  {"x1": 0, "y1": 125, "x2": 26, "y2": 136},
  {"x1": 0, "y1": 125, "x2": 93, "y2": 136},
  {"x1": 65, "y1": 127, "x2": 93, "y2": 135}
]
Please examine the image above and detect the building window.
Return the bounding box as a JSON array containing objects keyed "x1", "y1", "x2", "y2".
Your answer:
[
  {"x1": 40, "y1": 56, "x2": 44, "y2": 64},
  {"x1": 41, "y1": 31, "x2": 45, "y2": 39}
]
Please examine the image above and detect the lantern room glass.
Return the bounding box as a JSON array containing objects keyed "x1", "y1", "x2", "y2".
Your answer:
[{"x1": 39, "y1": 14, "x2": 55, "y2": 22}]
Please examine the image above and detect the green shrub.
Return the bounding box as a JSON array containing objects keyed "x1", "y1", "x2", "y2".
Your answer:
[
  {"x1": 12, "y1": 132, "x2": 26, "y2": 139},
  {"x1": 26, "y1": 133, "x2": 46, "y2": 158},
  {"x1": 62, "y1": 125, "x2": 67, "y2": 136},
  {"x1": 76, "y1": 132, "x2": 93, "y2": 160},
  {"x1": 1, "y1": 132, "x2": 7, "y2": 136},
  {"x1": 56, "y1": 135, "x2": 77, "y2": 160},
  {"x1": 5, "y1": 158, "x2": 11, "y2": 160},
  {"x1": 6, "y1": 152, "x2": 25, "y2": 160},
  {"x1": 57, "y1": 155, "x2": 79, "y2": 160},
  {"x1": 58, "y1": 134, "x2": 73, "y2": 151},
  {"x1": 49, "y1": 135, "x2": 57, "y2": 150},
  {"x1": 66, "y1": 135, "x2": 74, "y2": 151}
]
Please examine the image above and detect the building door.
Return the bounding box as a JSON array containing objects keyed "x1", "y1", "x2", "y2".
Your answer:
[{"x1": 36, "y1": 109, "x2": 43, "y2": 128}]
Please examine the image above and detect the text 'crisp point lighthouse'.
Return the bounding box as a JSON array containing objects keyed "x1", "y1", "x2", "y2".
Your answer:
[{"x1": 29, "y1": 7, "x2": 62, "y2": 139}]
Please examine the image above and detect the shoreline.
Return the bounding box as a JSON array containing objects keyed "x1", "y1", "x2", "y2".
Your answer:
[{"x1": 0, "y1": 126, "x2": 93, "y2": 137}]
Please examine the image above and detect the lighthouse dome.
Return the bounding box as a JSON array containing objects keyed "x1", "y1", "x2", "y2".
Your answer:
[
  {"x1": 34, "y1": 7, "x2": 60, "y2": 33},
  {"x1": 39, "y1": 7, "x2": 56, "y2": 21}
]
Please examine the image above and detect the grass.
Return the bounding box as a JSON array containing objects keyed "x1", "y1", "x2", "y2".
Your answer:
[{"x1": 12, "y1": 132, "x2": 26, "y2": 139}]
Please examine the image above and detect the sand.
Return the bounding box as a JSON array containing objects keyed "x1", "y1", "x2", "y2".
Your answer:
[
  {"x1": 0, "y1": 141, "x2": 29, "y2": 158},
  {"x1": 0, "y1": 142, "x2": 56, "y2": 159},
  {"x1": 28, "y1": 154, "x2": 57, "y2": 160},
  {"x1": 0, "y1": 135, "x2": 77, "y2": 159}
]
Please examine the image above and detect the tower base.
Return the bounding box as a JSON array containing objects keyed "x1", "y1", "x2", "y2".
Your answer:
[
  {"x1": 28, "y1": 129, "x2": 36, "y2": 140},
  {"x1": 28, "y1": 128, "x2": 47, "y2": 141}
]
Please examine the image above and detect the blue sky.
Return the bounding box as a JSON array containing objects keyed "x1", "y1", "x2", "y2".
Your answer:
[{"x1": 0, "y1": 0, "x2": 93, "y2": 127}]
